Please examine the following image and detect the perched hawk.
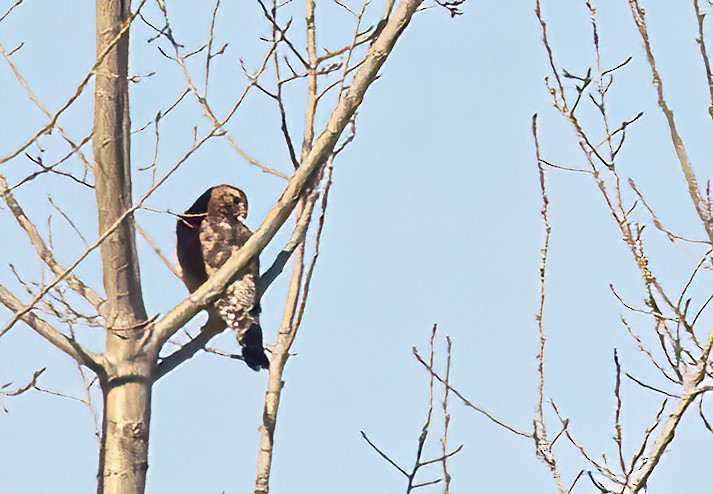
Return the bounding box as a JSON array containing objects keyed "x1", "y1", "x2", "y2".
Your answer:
[{"x1": 176, "y1": 184, "x2": 269, "y2": 371}]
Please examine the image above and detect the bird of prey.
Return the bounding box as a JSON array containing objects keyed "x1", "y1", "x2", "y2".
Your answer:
[{"x1": 176, "y1": 184, "x2": 269, "y2": 371}]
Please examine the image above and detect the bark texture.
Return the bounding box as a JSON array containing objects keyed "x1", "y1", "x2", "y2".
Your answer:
[
  {"x1": 93, "y1": 1, "x2": 152, "y2": 493},
  {"x1": 98, "y1": 365, "x2": 154, "y2": 494},
  {"x1": 94, "y1": 0, "x2": 146, "y2": 326}
]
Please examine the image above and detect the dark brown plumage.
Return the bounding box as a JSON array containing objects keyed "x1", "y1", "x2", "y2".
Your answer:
[{"x1": 176, "y1": 185, "x2": 269, "y2": 371}]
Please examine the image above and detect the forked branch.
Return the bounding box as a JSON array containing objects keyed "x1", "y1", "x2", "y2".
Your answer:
[{"x1": 150, "y1": 0, "x2": 431, "y2": 350}]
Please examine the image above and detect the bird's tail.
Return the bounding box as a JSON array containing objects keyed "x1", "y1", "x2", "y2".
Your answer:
[
  {"x1": 215, "y1": 297, "x2": 269, "y2": 371},
  {"x1": 240, "y1": 323, "x2": 269, "y2": 371}
]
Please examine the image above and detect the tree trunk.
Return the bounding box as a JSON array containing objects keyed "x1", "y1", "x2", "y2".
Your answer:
[
  {"x1": 93, "y1": 3, "x2": 144, "y2": 322},
  {"x1": 97, "y1": 361, "x2": 154, "y2": 494},
  {"x1": 93, "y1": 1, "x2": 152, "y2": 493}
]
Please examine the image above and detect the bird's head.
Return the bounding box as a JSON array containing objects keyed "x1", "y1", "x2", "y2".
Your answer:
[{"x1": 210, "y1": 184, "x2": 249, "y2": 220}]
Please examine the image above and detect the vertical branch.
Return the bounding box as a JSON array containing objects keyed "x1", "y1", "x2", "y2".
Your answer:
[
  {"x1": 406, "y1": 324, "x2": 437, "y2": 493},
  {"x1": 613, "y1": 350, "x2": 627, "y2": 483},
  {"x1": 302, "y1": 0, "x2": 318, "y2": 161},
  {"x1": 94, "y1": 1, "x2": 152, "y2": 493},
  {"x1": 93, "y1": 0, "x2": 147, "y2": 330},
  {"x1": 440, "y1": 336, "x2": 452, "y2": 494},
  {"x1": 532, "y1": 114, "x2": 565, "y2": 493},
  {"x1": 628, "y1": 0, "x2": 713, "y2": 241},
  {"x1": 268, "y1": 1, "x2": 299, "y2": 168},
  {"x1": 253, "y1": 214, "x2": 306, "y2": 494},
  {"x1": 254, "y1": 1, "x2": 318, "y2": 490},
  {"x1": 624, "y1": 360, "x2": 710, "y2": 493},
  {"x1": 363, "y1": 328, "x2": 463, "y2": 491},
  {"x1": 292, "y1": 157, "x2": 335, "y2": 330},
  {"x1": 204, "y1": 0, "x2": 222, "y2": 97},
  {"x1": 535, "y1": 0, "x2": 566, "y2": 111},
  {"x1": 693, "y1": 0, "x2": 713, "y2": 117},
  {"x1": 253, "y1": 1, "x2": 429, "y2": 492}
]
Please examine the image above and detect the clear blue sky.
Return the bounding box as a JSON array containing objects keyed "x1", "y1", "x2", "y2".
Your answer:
[{"x1": 1, "y1": 1, "x2": 712, "y2": 493}]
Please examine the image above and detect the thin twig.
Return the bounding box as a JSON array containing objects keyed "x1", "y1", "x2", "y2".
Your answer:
[
  {"x1": 441, "y1": 335, "x2": 452, "y2": 493},
  {"x1": 0, "y1": 0, "x2": 24, "y2": 23},
  {"x1": 533, "y1": 113, "x2": 565, "y2": 493},
  {"x1": 0, "y1": 175, "x2": 101, "y2": 309},
  {"x1": 413, "y1": 347, "x2": 531, "y2": 438},
  {"x1": 628, "y1": 0, "x2": 713, "y2": 242},
  {"x1": 0, "y1": 0, "x2": 151, "y2": 165},
  {"x1": 693, "y1": 0, "x2": 713, "y2": 117},
  {"x1": 361, "y1": 430, "x2": 409, "y2": 477},
  {"x1": 136, "y1": 223, "x2": 181, "y2": 279},
  {"x1": 613, "y1": 350, "x2": 627, "y2": 483},
  {"x1": 0, "y1": 284, "x2": 102, "y2": 370}
]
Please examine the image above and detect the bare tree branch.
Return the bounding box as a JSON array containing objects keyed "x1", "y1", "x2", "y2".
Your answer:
[
  {"x1": 413, "y1": 346, "x2": 531, "y2": 438},
  {"x1": 0, "y1": 285, "x2": 102, "y2": 371},
  {"x1": 154, "y1": 316, "x2": 227, "y2": 380},
  {"x1": 0, "y1": 175, "x2": 102, "y2": 309},
  {"x1": 624, "y1": 349, "x2": 713, "y2": 493},
  {"x1": 363, "y1": 326, "x2": 463, "y2": 492},
  {"x1": 136, "y1": 223, "x2": 181, "y2": 280},
  {"x1": 0, "y1": 0, "x2": 151, "y2": 166},
  {"x1": 151, "y1": 0, "x2": 430, "y2": 348},
  {"x1": 532, "y1": 113, "x2": 565, "y2": 493},
  {"x1": 628, "y1": 0, "x2": 713, "y2": 242},
  {"x1": 1, "y1": 47, "x2": 94, "y2": 174},
  {"x1": 693, "y1": 0, "x2": 713, "y2": 118},
  {"x1": 0, "y1": 0, "x2": 24, "y2": 24}
]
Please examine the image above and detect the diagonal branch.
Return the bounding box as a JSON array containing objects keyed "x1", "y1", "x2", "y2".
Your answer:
[
  {"x1": 257, "y1": 187, "x2": 318, "y2": 299},
  {"x1": 628, "y1": 0, "x2": 713, "y2": 242},
  {"x1": 0, "y1": 284, "x2": 103, "y2": 371},
  {"x1": 136, "y1": 223, "x2": 181, "y2": 279},
  {"x1": 0, "y1": 0, "x2": 24, "y2": 24},
  {"x1": 150, "y1": 0, "x2": 426, "y2": 349},
  {"x1": 154, "y1": 315, "x2": 227, "y2": 379},
  {"x1": 0, "y1": 174, "x2": 102, "y2": 309},
  {"x1": 255, "y1": 2, "x2": 324, "y2": 490},
  {"x1": 1, "y1": 47, "x2": 94, "y2": 174},
  {"x1": 360, "y1": 430, "x2": 410, "y2": 477},
  {"x1": 0, "y1": 122, "x2": 226, "y2": 337},
  {"x1": 413, "y1": 347, "x2": 532, "y2": 438},
  {"x1": 0, "y1": 0, "x2": 150, "y2": 166},
  {"x1": 624, "y1": 354, "x2": 712, "y2": 493}
]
